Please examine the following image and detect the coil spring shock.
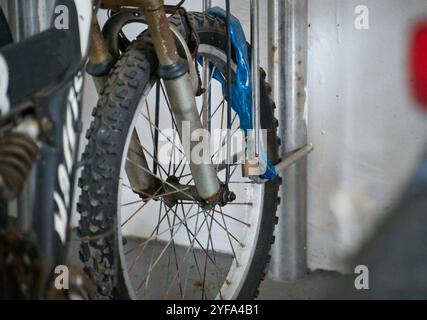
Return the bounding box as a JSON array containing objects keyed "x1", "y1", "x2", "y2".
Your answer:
[{"x1": 0, "y1": 132, "x2": 39, "y2": 201}]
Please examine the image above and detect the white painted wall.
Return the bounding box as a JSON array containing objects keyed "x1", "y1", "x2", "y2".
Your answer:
[
  {"x1": 306, "y1": 0, "x2": 427, "y2": 272},
  {"x1": 76, "y1": 0, "x2": 427, "y2": 274}
]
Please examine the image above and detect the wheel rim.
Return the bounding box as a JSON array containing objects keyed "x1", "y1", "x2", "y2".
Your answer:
[{"x1": 116, "y1": 44, "x2": 266, "y2": 300}]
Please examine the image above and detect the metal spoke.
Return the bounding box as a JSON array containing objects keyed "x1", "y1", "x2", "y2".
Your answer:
[
  {"x1": 137, "y1": 204, "x2": 229, "y2": 292},
  {"x1": 144, "y1": 100, "x2": 156, "y2": 153},
  {"x1": 210, "y1": 208, "x2": 251, "y2": 227},
  {"x1": 121, "y1": 186, "x2": 162, "y2": 227},
  {"x1": 162, "y1": 206, "x2": 242, "y2": 299},
  {"x1": 212, "y1": 116, "x2": 239, "y2": 166},
  {"x1": 160, "y1": 81, "x2": 179, "y2": 129},
  {"x1": 126, "y1": 158, "x2": 198, "y2": 203},
  {"x1": 201, "y1": 65, "x2": 217, "y2": 129},
  {"x1": 201, "y1": 209, "x2": 214, "y2": 300},
  {"x1": 142, "y1": 200, "x2": 165, "y2": 296},
  {"x1": 140, "y1": 112, "x2": 185, "y2": 160},
  {"x1": 225, "y1": 0, "x2": 233, "y2": 186},
  {"x1": 165, "y1": 203, "x2": 184, "y2": 298},
  {"x1": 125, "y1": 204, "x2": 200, "y2": 257},
  {"x1": 211, "y1": 98, "x2": 225, "y2": 119},
  {"x1": 201, "y1": 206, "x2": 226, "y2": 300},
  {"x1": 219, "y1": 206, "x2": 240, "y2": 266},
  {"x1": 182, "y1": 201, "x2": 203, "y2": 284},
  {"x1": 128, "y1": 203, "x2": 177, "y2": 274},
  {"x1": 131, "y1": 135, "x2": 169, "y2": 177},
  {"x1": 121, "y1": 187, "x2": 190, "y2": 208},
  {"x1": 164, "y1": 205, "x2": 211, "y2": 299},
  {"x1": 136, "y1": 205, "x2": 216, "y2": 292},
  {"x1": 153, "y1": 82, "x2": 161, "y2": 175}
]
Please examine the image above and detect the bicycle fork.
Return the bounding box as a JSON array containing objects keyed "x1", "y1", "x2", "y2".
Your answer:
[
  {"x1": 142, "y1": 0, "x2": 220, "y2": 201},
  {"x1": 94, "y1": 0, "x2": 221, "y2": 201}
]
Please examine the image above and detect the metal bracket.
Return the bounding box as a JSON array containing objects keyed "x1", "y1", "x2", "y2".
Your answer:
[{"x1": 275, "y1": 144, "x2": 314, "y2": 172}]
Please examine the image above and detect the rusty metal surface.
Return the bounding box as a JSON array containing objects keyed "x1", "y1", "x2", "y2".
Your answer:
[
  {"x1": 89, "y1": 11, "x2": 110, "y2": 65},
  {"x1": 143, "y1": 2, "x2": 180, "y2": 66},
  {"x1": 100, "y1": 0, "x2": 179, "y2": 66},
  {"x1": 99, "y1": 0, "x2": 181, "y2": 12},
  {"x1": 0, "y1": 132, "x2": 39, "y2": 201},
  {"x1": 99, "y1": 0, "x2": 144, "y2": 11}
]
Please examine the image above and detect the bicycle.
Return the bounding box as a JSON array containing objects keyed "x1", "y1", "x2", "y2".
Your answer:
[{"x1": 0, "y1": 0, "x2": 284, "y2": 300}]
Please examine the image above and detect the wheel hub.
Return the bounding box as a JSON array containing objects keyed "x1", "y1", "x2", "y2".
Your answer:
[{"x1": 161, "y1": 176, "x2": 236, "y2": 208}]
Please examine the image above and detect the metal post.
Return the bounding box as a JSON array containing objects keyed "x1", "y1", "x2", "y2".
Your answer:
[
  {"x1": 268, "y1": 0, "x2": 308, "y2": 281},
  {"x1": 203, "y1": 1, "x2": 211, "y2": 11},
  {"x1": 202, "y1": 0, "x2": 212, "y2": 131},
  {"x1": 251, "y1": 0, "x2": 260, "y2": 156}
]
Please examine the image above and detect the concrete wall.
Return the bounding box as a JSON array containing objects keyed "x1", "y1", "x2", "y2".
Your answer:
[
  {"x1": 306, "y1": 0, "x2": 427, "y2": 272},
  {"x1": 78, "y1": 0, "x2": 427, "y2": 274}
]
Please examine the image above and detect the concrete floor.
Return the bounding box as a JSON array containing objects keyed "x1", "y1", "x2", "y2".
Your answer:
[
  {"x1": 69, "y1": 231, "x2": 353, "y2": 300},
  {"x1": 258, "y1": 271, "x2": 353, "y2": 300},
  {"x1": 68, "y1": 157, "x2": 427, "y2": 300},
  {"x1": 71, "y1": 183, "x2": 427, "y2": 301}
]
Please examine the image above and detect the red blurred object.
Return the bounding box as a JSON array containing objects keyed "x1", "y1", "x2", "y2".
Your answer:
[{"x1": 411, "y1": 22, "x2": 427, "y2": 109}]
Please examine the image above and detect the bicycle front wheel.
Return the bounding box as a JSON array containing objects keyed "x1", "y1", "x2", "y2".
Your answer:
[{"x1": 78, "y1": 12, "x2": 280, "y2": 300}]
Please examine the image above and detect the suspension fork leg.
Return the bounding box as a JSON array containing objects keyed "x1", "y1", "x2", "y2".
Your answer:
[
  {"x1": 86, "y1": 11, "x2": 113, "y2": 93},
  {"x1": 139, "y1": 0, "x2": 221, "y2": 201}
]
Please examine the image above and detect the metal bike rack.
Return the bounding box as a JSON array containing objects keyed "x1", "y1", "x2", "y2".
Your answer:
[
  {"x1": 202, "y1": 0, "x2": 212, "y2": 130},
  {"x1": 251, "y1": 0, "x2": 261, "y2": 157},
  {"x1": 268, "y1": 0, "x2": 310, "y2": 281}
]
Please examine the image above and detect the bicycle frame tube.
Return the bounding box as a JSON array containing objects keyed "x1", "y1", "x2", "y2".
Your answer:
[
  {"x1": 0, "y1": 0, "x2": 91, "y2": 269},
  {"x1": 35, "y1": 0, "x2": 91, "y2": 271},
  {"x1": 32, "y1": 0, "x2": 89, "y2": 267}
]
